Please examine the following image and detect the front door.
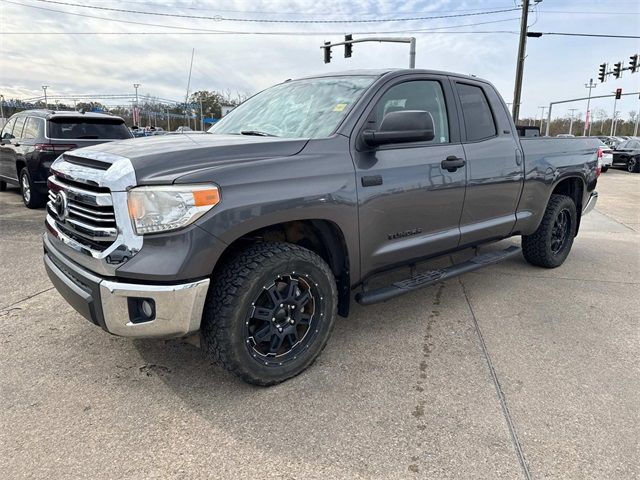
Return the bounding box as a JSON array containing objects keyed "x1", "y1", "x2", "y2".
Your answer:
[{"x1": 352, "y1": 77, "x2": 467, "y2": 278}]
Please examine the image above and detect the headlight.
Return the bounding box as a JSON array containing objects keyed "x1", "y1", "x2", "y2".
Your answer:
[{"x1": 128, "y1": 184, "x2": 220, "y2": 235}]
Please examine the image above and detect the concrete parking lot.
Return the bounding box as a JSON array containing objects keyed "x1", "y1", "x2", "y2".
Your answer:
[{"x1": 1, "y1": 169, "x2": 638, "y2": 479}]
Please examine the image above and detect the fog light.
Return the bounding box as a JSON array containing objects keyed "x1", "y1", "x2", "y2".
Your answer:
[
  {"x1": 141, "y1": 299, "x2": 154, "y2": 318},
  {"x1": 128, "y1": 297, "x2": 156, "y2": 324}
]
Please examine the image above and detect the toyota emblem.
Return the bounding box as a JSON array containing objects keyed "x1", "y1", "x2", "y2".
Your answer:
[{"x1": 53, "y1": 190, "x2": 69, "y2": 221}]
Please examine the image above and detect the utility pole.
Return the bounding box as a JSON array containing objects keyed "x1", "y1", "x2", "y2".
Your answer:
[
  {"x1": 0, "y1": 94, "x2": 4, "y2": 123},
  {"x1": 512, "y1": 0, "x2": 530, "y2": 123},
  {"x1": 538, "y1": 105, "x2": 547, "y2": 132},
  {"x1": 167, "y1": 108, "x2": 171, "y2": 132},
  {"x1": 583, "y1": 79, "x2": 596, "y2": 136},
  {"x1": 567, "y1": 108, "x2": 578, "y2": 135},
  {"x1": 42, "y1": 85, "x2": 49, "y2": 110}
]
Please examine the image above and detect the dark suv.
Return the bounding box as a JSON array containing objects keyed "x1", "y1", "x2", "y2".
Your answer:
[{"x1": 0, "y1": 110, "x2": 132, "y2": 208}]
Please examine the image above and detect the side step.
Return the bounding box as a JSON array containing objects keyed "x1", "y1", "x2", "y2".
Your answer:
[{"x1": 355, "y1": 245, "x2": 521, "y2": 306}]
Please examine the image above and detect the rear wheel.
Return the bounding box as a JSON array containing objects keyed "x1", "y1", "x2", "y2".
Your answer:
[
  {"x1": 522, "y1": 194, "x2": 577, "y2": 268},
  {"x1": 627, "y1": 157, "x2": 640, "y2": 173},
  {"x1": 20, "y1": 168, "x2": 46, "y2": 208},
  {"x1": 201, "y1": 242, "x2": 337, "y2": 386},
  {"x1": 0, "y1": 180, "x2": 6, "y2": 191}
]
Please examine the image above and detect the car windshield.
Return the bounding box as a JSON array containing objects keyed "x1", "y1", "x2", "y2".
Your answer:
[{"x1": 209, "y1": 76, "x2": 375, "y2": 139}]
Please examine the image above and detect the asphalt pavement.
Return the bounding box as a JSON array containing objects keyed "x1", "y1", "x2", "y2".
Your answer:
[{"x1": 1, "y1": 168, "x2": 638, "y2": 479}]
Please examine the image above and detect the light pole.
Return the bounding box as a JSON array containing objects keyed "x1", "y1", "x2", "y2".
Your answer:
[
  {"x1": 610, "y1": 93, "x2": 619, "y2": 136},
  {"x1": 612, "y1": 110, "x2": 620, "y2": 136},
  {"x1": 133, "y1": 83, "x2": 141, "y2": 126},
  {"x1": 538, "y1": 106, "x2": 548, "y2": 132},
  {"x1": 42, "y1": 85, "x2": 49, "y2": 110},
  {"x1": 0, "y1": 94, "x2": 4, "y2": 123},
  {"x1": 568, "y1": 108, "x2": 578, "y2": 135},
  {"x1": 583, "y1": 79, "x2": 596, "y2": 136}
]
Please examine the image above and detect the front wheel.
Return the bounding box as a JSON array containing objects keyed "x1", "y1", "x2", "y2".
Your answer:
[
  {"x1": 201, "y1": 242, "x2": 337, "y2": 386},
  {"x1": 522, "y1": 194, "x2": 577, "y2": 268},
  {"x1": 627, "y1": 157, "x2": 640, "y2": 173}
]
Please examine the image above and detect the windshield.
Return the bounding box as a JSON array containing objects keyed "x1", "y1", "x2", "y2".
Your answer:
[{"x1": 209, "y1": 76, "x2": 375, "y2": 139}]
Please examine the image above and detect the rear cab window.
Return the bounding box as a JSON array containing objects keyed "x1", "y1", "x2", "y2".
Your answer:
[
  {"x1": 457, "y1": 83, "x2": 497, "y2": 141},
  {"x1": 47, "y1": 117, "x2": 132, "y2": 140}
]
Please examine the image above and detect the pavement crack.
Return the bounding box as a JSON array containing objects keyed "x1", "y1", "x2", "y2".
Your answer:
[
  {"x1": 0, "y1": 287, "x2": 54, "y2": 313},
  {"x1": 594, "y1": 207, "x2": 638, "y2": 233},
  {"x1": 458, "y1": 277, "x2": 533, "y2": 480}
]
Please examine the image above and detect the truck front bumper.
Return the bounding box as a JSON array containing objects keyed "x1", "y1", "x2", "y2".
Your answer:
[
  {"x1": 44, "y1": 234, "x2": 210, "y2": 338},
  {"x1": 583, "y1": 191, "x2": 598, "y2": 216}
]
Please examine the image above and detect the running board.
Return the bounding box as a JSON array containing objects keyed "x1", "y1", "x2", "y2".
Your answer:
[{"x1": 355, "y1": 246, "x2": 521, "y2": 306}]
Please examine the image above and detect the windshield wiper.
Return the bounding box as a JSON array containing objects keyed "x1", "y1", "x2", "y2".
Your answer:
[{"x1": 239, "y1": 130, "x2": 277, "y2": 137}]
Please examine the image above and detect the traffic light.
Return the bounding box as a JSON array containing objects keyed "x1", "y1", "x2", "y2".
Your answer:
[
  {"x1": 613, "y1": 61, "x2": 622, "y2": 79},
  {"x1": 615, "y1": 88, "x2": 622, "y2": 100},
  {"x1": 598, "y1": 63, "x2": 607, "y2": 82},
  {"x1": 344, "y1": 34, "x2": 353, "y2": 58},
  {"x1": 630, "y1": 54, "x2": 639, "y2": 73},
  {"x1": 323, "y1": 41, "x2": 332, "y2": 64}
]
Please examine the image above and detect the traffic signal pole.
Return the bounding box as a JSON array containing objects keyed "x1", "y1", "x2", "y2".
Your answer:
[
  {"x1": 544, "y1": 90, "x2": 640, "y2": 136},
  {"x1": 610, "y1": 96, "x2": 619, "y2": 136},
  {"x1": 321, "y1": 36, "x2": 416, "y2": 68}
]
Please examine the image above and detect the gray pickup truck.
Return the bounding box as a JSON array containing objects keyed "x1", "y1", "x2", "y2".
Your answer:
[{"x1": 43, "y1": 69, "x2": 599, "y2": 385}]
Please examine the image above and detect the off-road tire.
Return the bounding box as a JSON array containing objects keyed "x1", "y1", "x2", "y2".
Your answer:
[
  {"x1": 20, "y1": 167, "x2": 46, "y2": 208},
  {"x1": 201, "y1": 242, "x2": 338, "y2": 386},
  {"x1": 627, "y1": 157, "x2": 640, "y2": 173},
  {"x1": 522, "y1": 194, "x2": 577, "y2": 268}
]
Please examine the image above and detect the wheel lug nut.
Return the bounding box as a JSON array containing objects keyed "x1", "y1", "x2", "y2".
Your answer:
[
  {"x1": 290, "y1": 319, "x2": 295, "y2": 324},
  {"x1": 278, "y1": 327, "x2": 283, "y2": 333}
]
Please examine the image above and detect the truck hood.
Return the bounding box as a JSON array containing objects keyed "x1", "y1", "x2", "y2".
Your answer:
[{"x1": 75, "y1": 133, "x2": 308, "y2": 184}]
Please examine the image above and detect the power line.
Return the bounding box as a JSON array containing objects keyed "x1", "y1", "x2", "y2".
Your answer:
[
  {"x1": 1, "y1": 30, "x2": 520, "y2": 36},
  {"x1": 27, "y1": 0, "x2": 520, "y2": 23},
  {"x1": 1, "y1": 0, "x2": 520, "y2": 36}
]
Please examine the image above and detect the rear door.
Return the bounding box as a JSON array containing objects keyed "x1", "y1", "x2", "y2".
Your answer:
[
  {"x1": 453, "y1": 80, "x2": 524, "y2": 246},
  {"x1": 352, "y1": 75, "x2": 467, "y2": 278}
]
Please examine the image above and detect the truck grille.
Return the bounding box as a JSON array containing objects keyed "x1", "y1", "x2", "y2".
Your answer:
[{"x1": 47, "y1": 174, "x2": 118, "y2": 251}]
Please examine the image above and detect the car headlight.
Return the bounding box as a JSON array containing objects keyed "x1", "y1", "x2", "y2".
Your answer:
[{"x1": 127, "y1": 184, "x2": 220, "y2": 235}]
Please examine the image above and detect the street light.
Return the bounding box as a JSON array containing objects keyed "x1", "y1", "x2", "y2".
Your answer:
[
  {"x1": 133, "y1": 83, "x2": 141, "y2": 126},
  {"x1": 42, "y1": 85, "x2": 49, "y2": 110}
]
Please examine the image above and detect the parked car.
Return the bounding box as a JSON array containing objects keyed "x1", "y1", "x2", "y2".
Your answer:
[
  {"x1": 43, "y1": 69, "x2": 600, "y2": 385},
  {"x1": 611, "y1": 138, "x2": 640, "y2": 172},
  {"x1": 0, "y1": 110, "x2": 132, "y2": 207},
  {"x1": 556, "y1": 134, "x2": 575, "y2": 138},
  {"x1": 174, "y1": 126, "x2": 193, "y2": 133},
  {"x1": 590, "y1": 138, "x2": 613, "y2": 172}
]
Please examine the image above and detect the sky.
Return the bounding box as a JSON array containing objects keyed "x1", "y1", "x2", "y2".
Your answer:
[{"x1": 0, "y1": 0, "x2": 639, "y2": 121}]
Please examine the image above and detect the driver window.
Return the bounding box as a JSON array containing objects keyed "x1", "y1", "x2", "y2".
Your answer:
[{"x1": 371, "y1": 80, "x2": 450, "y2": 144}]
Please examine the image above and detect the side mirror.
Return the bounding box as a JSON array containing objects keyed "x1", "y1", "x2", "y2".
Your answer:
[{"x1": 362, "y1": 110, "x2": 435, "y2": 147}]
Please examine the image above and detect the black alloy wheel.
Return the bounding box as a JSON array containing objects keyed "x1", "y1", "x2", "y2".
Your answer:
[
  {"x1": 245, "y1": 273, "x2": 320, "y2": 365},
  {"x1": 550, "y1": 208, "x2": 571, "y2": 255}
]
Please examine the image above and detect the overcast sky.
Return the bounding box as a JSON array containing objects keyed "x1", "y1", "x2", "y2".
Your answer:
[{"x1": 0, "y1": 0, "x2": 639, "y2": 120}]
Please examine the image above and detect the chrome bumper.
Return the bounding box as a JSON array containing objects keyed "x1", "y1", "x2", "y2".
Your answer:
[
  {"x1": 582, "y1": 191, "x2": 598, "y2": 216},
  {"x1": 44, "y1": 234, "x2": 210, "y2": 338}
]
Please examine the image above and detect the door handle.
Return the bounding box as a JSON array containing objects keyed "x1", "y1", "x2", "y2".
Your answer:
[{"x1": 441, "y1": 156, "x2": 465, "y2": 172}]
